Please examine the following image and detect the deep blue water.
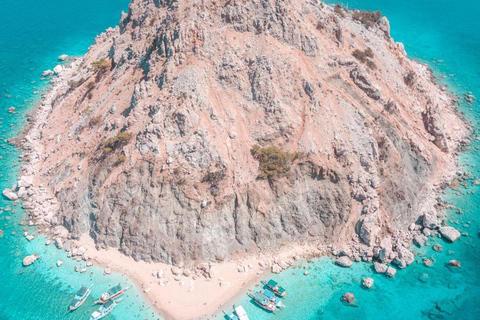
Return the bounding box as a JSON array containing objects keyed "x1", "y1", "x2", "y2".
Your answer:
[
  {"x1": 219, "y1": 0, "x2": 480, "y2": 319},
  {"x1": 0, "y1": 0, "x2": 479, "y2": 319}
]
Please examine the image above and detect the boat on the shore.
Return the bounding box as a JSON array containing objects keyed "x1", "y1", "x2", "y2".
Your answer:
[
  {"x1": 262, "y1": 279, "x2": 287, "y2": 297},
  {"x1": 89, "y1": 299, "x2": 120, "y2": 320},
  {"x1": 260, "y1": 289, "x2": 286, "y2": 308},
  {"x1": 69, "y1": 284, "x2": 93, "y2": 311},
  {"x1": 94, "y1": 284, "x2": 129, "y2": 304},
  {"x1": 247, "y1": 292, "x2": 277, "y2": 312},
  {"x1": 223, "y1": 305, "x2": 250, "y2": 320}
]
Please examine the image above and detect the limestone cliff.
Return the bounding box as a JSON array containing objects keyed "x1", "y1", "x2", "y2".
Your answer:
[{"x1": 20, "y1": 0, "x2": 466, "y2": 266}]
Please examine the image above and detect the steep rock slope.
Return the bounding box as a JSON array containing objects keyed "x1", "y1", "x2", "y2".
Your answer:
[{"x1": 22, "y1": 0, "x2": 466, "y2": 266}]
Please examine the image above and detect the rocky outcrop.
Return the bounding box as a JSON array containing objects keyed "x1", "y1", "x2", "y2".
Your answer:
[
  {"x1": 439, "y1": 226, "x2": 461, "y2": 242},
  {"x1": 20, "y1": 0, "x2": 466, "y2": 266}
]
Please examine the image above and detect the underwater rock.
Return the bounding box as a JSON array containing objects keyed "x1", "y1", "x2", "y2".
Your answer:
[
  {"x1": 448, "y1": 260, "x2": 461, "y2": 268},
  {"x1": 362, "y1": 277, "x2": 374, "y2": 289}
]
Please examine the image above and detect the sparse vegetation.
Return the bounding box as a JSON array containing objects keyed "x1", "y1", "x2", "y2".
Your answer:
[
  {"x1": 91, "y1": 58, "x2": 111, "y2": 73},
  {"x1": 352, "y1": 10, "x2": 381, "y2": 28},
  {"x1": 404, "y1": 70, "x2": 416, "y2": 86},
  {"x1": 251, "y1": 145, "x2": 302, "y2": 179},
  {"x1": 69, "y1": 78, "x2": 86, "y2": 89},
  {"x1": 352, "y1": 48, "x2": 376, "y2": 69},
  {"x1": 89, "y1": 115, "x2": 102, "y2": 127},
  {"x1": 334, "y1": 4, "x2": 346, "y2": 18},
  {"x1": 102, "y1": 132, "x2": 134, "y2": 153},
  {"x1": 115, "y1": 155, "x2": 127, "y2": 165}
]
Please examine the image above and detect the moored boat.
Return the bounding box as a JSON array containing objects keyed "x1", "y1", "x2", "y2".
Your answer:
[
  {"x1": 69, "y1": 284, "x2": 93, "y2": 311},
  {"x1": 260, "y1": 289, "x2": 286, "y2": 308},
  {"x1": 262, "y1": 279, "x2": 287, "y2": 297},
  {"x1": 95, "y1": 284, "x2": 130, "y2": 304},
  {"x1": 222, "y1": 305, "x2": 250, "y2": 320},
  {"x1": 247, "y1": 292, "x2": 277, "y2": 312},
  {"x1": 90, "y1": 299, "x2": 120, "y2": 320}
]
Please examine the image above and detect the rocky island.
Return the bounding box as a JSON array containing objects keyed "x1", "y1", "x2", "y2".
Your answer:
[{"x1": 10, "y1": 0, "x2": 468, "y2": 318}]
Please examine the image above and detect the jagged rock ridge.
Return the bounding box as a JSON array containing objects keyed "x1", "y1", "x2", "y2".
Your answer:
[{"x1": 21, "y1": 0, "x2": 466, "y2": 266}]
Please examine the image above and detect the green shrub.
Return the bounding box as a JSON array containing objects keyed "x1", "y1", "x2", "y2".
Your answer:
[
  {"x1": 69, "y1": 78, "x2": 86, "y2": 89},
  {"x1": 251, "y1": 145, "x2": 302, "y2": 179},
  {"x1": 404, "y1": 70, "x2": 416, "y2": 86},
  {"x1": 91, "y1": 58, "x2": 111, "y2": 73},
  {"x1": 103, "y1": 132, "x2": 134, "y2": 153},
  {"x1": 89, "y1": 115, "x2": 102, "y2": 127},
  {"x1": 115, "y1": 155, "x2": 127, "y2": 165},
  {"x1": 334, "y1": 4, "x2": 345, "y2": 18},
  {"x1": 352, "y1": 10, "x2": 381, "y2": 28},
  {"x1": 352, "y1": 48, "x2": 376, "y2": 69}
]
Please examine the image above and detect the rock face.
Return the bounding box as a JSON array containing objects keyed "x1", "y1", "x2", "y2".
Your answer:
[
  {"x1": 439, "y1": 226, "x2": 461, "y2": 243},
  {"x1": 22, "y1": 0, "x2": 466, "y2": 266}
]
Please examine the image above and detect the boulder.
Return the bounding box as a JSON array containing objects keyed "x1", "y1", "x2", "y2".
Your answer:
[
  {"x1": 433, "y1": 244, "x2": 443, "y2": 252},
  {"x1": 439, "y1": 226, "x2": 461, "y2": 242},
  {"x1": 393, "y1": 246, "x2": 414, "y2": 269},
  {"x1": 53, "y1": 65, "x2": 63, "y2": 74},
  {"x1": 335, "y1": 256, "x2": 353, "y2": 268},
  {"x1": 378, "y1": 237, "x2": 393, "y2": 263},
  {"x1": 171, "y1": 266, "x2": 182, "y2": 276},
  {"x1": 357, "y1": 215, "x2": 380, "y2": 246},
  {"x1": 386, "y1": 266, "x2": 397, "y2": 277},
  {"x1": 2, "y1": 188, "x2": 18, "y2": 201},
  {"x1": 362, "y1": 277, "x2": 374, "y2": 289},
  {"x1": 22, "y1": 254, "x2": 37, "y2": 266},
  {"x1": 448, "y1": 260, "x2": 461, "y2": 268},
  {"x1": 413, "y1": 235, "x2": 427, "y2": 247},
  {"x1": 156, "y1": 270, "x2": 164, "y2": 278},
  {"x1": 341, "y1": 292, "x2": 357, "y2": 306},
  {"x1": 42, "y1": 70, "x2": 53, "y2": 77},
  {"x1": 56, "y1": 260, "x2": 63, "y2": 267},
  {"x1": 58, "y1": 54, "x2": 69, "y2": 61},
  {"x1": 373, "y1": 262, "x2": 388, "y2": 274},
  {"x1": 422, "y1": 212, "x2": 439, "y2": 229}
]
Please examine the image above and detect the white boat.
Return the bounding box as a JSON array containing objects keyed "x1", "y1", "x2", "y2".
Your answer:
[
  {"x1": 223, "y1": 305, "x2": 250, "y2": 320},
  {"x1": 89, "y1": 299, "x2": 120, "y2": 320},
  {"x1": 69, "y1": 284, "x2": 93, "y2": 311}
]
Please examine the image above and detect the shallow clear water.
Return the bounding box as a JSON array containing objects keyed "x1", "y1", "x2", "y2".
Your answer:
[
  {"x1": 1, "y1": 0, "x2": 479, "y2": 319},
  {"x1": 0, "y1": 1, "x2": 160, "y2": 319},
  {"x1": 218, "y1": 0, "x2": 480, "y2": 319}
]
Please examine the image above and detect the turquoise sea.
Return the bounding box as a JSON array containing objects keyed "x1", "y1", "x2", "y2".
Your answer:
[{"x1": 0, "y1": 0, "x2": 478, "y2": 320}]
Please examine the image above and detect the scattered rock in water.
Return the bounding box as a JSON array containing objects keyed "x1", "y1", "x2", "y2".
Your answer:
[
  {"x1": 341, "y1": 292, "x2": 358, "y2": 307},
  {"x1": 304, "y1": 271, "x2": 310, "y2": 276},
  {"x1": 53, "y1": 65, "x2": 63, "y2": 74},
  {"x1": 87, "y1": 261, "x2": 93, "y2": 267},
  {"x1": 423, "y1": 258, "x2": 434, "y2": 268},
  {"x1": 335, "y1": 256, "x2": 353, "y2": 268},
  {"x1": 2, "y1": 188, "x2": 18, "y2": 201},
  {"x1": 439, "y1": 226, "x2": 461, "y2": 242},
  {"x1": 418, "y1": 273, "x2": 429, "y2": 283},
  {"x1": 272, "y1": 264, "x2": 282, "y2": 274},
  {"x1": 58, "y1": 54, "x2": 69, "y2": 61},
  {"x1": 42, "y1": 70, "x2": 53, "y2": 77},
  {"x1": 80, "y1": 268, "x2": 87, "y2": 273},
  {"x1": 448, "y1": 260, "x2": 461, "y2": 268},
  {"x1": 433, "y1": 244, "x2": 443, "y2": 252},
  {"x1": 104, "y1": 268, "x2": 111, "y2": 275},
  {"x1": 45, "y1": 240, "x2": 51, "y2": 246},
  {"x1": 386, "y1": 266, "x2": 397, "y2": 277},
  {"x1": 74, "y1": 266, "x2": 79, "y2": 272},
  {"x1": 362, "y1": 277, "x2": 374, "y2": 289},
  {"x1": 56, "y1": 260, "x2": 63, "y2": 267},
  {"x1": 373, "y1": 262, "x2": 388, "y2": 274},
  {"x1": 22, "y1": 254, "x2": 38, "y2": 266}
]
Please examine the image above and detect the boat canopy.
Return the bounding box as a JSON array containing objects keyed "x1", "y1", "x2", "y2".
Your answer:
[
  {"x1": 263, "y1": 289, "x2": 275, "y2": 300},
  {"x1": 267, "y1": 279, "x2": 286, "y2": 294},
  {"x1": 253, "y1": 292, "x2": 269, "y2": 305},
  {"x1": 77, "y1": 286, "x2": 88, "y2": 296},
  {"x1": 107, "y1": 284, "x2": 122, "y2": 295},
  {"x1": 103, "y1": 299, "x2": 114, "y2": 308},
  {"x1": 70, "y1": 298, "x2": 81, "y2": 306}
]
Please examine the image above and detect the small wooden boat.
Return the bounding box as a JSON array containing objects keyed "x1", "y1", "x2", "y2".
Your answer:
[
  {"x1": 262, "y1": 279, "x2": 287, "y2": 297},
  {"x1": 222, "y1": 305, "x2": 250, "y2": 320},
  {"x1": 69, "y1": 284, "x2": 93, "y2": 311},
  {"x1": 248, "y1": 292, "x2": 277, "y2": 312},
  {"x1": 260, "y1": 289, "x2": 285, "y2": 308},
  {"x1": 95, "y1": 284, "x2": 130, "y2": 304},
  {"x1": 90, "y1": 299, "x2": 120, "y2": 320}
]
